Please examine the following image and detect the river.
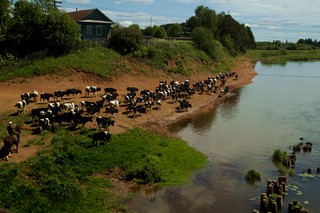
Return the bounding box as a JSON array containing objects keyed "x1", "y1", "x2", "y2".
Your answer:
[{"x1": 127, "y1": 61, "x2": 320, "y2": 212}]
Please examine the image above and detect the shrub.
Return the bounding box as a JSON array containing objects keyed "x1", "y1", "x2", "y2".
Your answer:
[
  {"x1": 245, "y1": 169, "x2": 261, "y2": 183},
  {"x1": 272, "y1": 149, "x2": 287, "y2": 162},
  {"x1": 124, "y1": 155, "x2": 162, "y2": 183}
]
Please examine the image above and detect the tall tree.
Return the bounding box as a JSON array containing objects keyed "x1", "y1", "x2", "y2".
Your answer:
[
  {"x1": 4, "y1": 0, "x2": 80, "y2": 57},
  {"x1": 191, "y1": 27, "x2": 217, "y2": 60},
  {"x1": 0, "y1": 0, "x2": 11, "y2": 36},
  {"x1": 165, "y1": 23, "x2": 183, "y2": 37},
  {"x1": 186, "y1": 6, "x2": 218, "y2": 36},
  {"x1": 110, "y1": 24, "x2": 143, "y2": 54}
]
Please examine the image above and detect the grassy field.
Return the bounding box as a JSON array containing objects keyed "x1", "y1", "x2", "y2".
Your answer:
[{"x1": 0, "y1": 127, "x2": 207, "y2": 212}]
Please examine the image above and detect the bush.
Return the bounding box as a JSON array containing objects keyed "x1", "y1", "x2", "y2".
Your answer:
[
  {"x1": 245, "y1": 169, "x2": 261, "y2": 183},
  {"x1": 124, "y1": 155, "x2": 162, "y2": 183},
  {"x1": 272, "y1": 149, "x2": 287, "y2": 162}
]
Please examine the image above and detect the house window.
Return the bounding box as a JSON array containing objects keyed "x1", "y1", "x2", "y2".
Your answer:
[
  {"x1": 86, "y1": 25, "x2": 93, "y2": 36},
  {"x1": 96, "y1": 25, "x2": 102, "y2": 36}
]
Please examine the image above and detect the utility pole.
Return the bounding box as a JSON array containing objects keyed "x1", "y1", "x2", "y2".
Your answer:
[{"x1": 52, "y1": 0, "x2": 62, "y2": 8}]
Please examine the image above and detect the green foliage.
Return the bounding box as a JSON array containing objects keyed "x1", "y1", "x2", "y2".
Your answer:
[
  {"x1": 272, "y1": 149, "x2": 287, "y2": 162},
  {"x1": 187, "y1": 6, "x2": 255, "y2": 55},
  {"x1": 110, "y1": 24, "x2": 143, "y2": 55},
  {"x1": 42, "y1": 9, "x2": 80, "y2": 55},
  {"x1": 4, "y1": 0, "x2": 80, "y2": 57},
  {"x1": 187, "y1": 5, "x2": 218, "y2": 35},
  {"x1": 165, "y1": 23, "x2": 183, "y2": 37},
  {"x1": 124, "y1": 155, "x2": 163, "y2": 183},
  {"x1": 245, "y1": 169, "x2": 261, "y2": 183},
  {"x1": 153, "y1": 26, "x2": 167, "y2": 38},
  {"x1": 0, "y1": 127, "x2": 207, "y2": 212},
  {"x1": 191, "y1": 27, "x2": 217, "y2": 60},
  {"x1": 277, "y1": 164, "x2": 295, "y2": 176}
]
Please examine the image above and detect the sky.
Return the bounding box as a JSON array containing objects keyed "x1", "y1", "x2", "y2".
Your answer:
[{"x1": 57, "y1": 0, "x2": 320, "y2": 42}]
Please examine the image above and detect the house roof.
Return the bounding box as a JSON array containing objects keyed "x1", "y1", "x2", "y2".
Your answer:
[{"x1": 68, "y1": 8, "x2": 114, "y2": 24}]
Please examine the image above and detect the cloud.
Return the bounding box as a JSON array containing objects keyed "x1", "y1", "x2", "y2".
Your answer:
[
  {"x1": 174, "y1": 0, "x2": 203, "y2": 3},
  {"x1": 115, "y1": 0, "x2": 154, "y2": 4},
  {"x1": 66, "y1": 0, "x2": 91, "y2": 3},
  {"x1": 103, "y1": 9, "x2": 181, "y2": 28}
]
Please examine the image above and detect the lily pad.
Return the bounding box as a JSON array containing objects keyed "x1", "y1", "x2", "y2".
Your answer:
[{"x1": 304, "y1": 201, "x2": 309, "y2": 205}]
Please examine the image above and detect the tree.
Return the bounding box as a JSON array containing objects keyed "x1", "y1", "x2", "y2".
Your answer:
[
  {"x1": 191, "y1": 27, "x2": 217, "y2": 60},
  {"x1": 143, "y1": 26, "x2": 154, "y2": 37},
  {"x1": 110, "y1": 24, "x2": 143, "y2": 54},
  {"x1": 0, "y1": 0, "x2": 11, "y2": 37},
  {"x1": 43, "y1": 9, "x2": 80, "y2": 54},
  {"x1": 153, "y1": 26, "x2": 167, "y2": 38},
  {"x1": 4, "y1": 0, "x2": 80, "y2": 57},
  {"x1": 186, "y1": 5, "x2": 218, "y2": 35},
  {"x1": 166, "y1": 24, "x2": 183, "y2": 37}
]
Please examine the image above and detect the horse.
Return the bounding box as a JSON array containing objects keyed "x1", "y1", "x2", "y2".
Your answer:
[{"x1": 2, "y1": 126, "x2": 21, "y2": 157}]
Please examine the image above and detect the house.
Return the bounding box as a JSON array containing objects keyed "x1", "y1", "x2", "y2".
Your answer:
[{"x1": 68, "y1": 8, "x2": 114, "y2": 41}]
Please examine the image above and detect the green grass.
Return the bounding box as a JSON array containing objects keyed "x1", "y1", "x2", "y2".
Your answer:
[
  {"x1": 0, "y1": 127, "x2": 207, "y2": 212},
  {"x1": 0, "y1": 47, "x2": 120, "y2": 82}
]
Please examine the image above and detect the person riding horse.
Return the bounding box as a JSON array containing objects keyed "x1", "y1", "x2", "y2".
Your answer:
[{"x1": 7, "y1": 121, "x2": 20, "y2": 144}]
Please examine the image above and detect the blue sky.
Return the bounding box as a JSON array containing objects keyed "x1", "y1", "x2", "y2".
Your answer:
[{"x1": 59, "y1": 0, "x2": 320, "y2": 42}]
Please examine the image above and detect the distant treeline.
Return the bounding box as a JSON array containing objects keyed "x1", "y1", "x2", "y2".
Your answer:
[{"x1": 256, "y1": 38, "x2": 320, "y2": 50}]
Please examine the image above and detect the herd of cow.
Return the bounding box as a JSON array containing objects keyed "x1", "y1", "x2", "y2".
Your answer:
[{"x1": 12, "y1": 72, "x2": 238, "y2": 145}]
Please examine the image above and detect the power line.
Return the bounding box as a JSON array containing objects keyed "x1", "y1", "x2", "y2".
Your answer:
[{"x1": 52, "y1": 0, "x2": 62, "y2": 8}]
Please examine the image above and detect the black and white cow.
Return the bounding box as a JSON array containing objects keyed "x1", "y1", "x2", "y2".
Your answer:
[
  {"x1": 39, "y1": 118, "x2": 52, "y2": 134},
  {"x1": 21, "y1": 90, "x2": 38, "y2": 103},
  {"x1": 92, "y1": 131, "x2": 112, "y2": 146},
  {"x1": 65, "y1": 88, "x2": 82, "y2": 97},
  {"x1": 178, "y1": 99, "x2": 192, "y2": 111},
  {"x1": 53, "y1": 90, "x2": 66, "y2": 100},
  {"x1": 72, "y1": 114, "x2": 93, "y2": 129},
  {"x1": 31, "y1": 107, "x2": 53, "y2": 123},
  {"x1": 96, "y1": 116, "x2": 115, "y2": 130},
  {"x1": 40, "y1": 93, "x2": 54, "y2": 102},
  {"x1": 61, "y1": 102, "x2": 78, "y2": 113},
  {"x1": 14, "y1": 100, "x2": 28, "y2": 114},
  {"x1": 105, "y1": 106, "x2": 119, "y2": 117},
  {"x1": 104, "y1": 87, "x2": 117, "y2": 94},
  {"x1": 85, "y1": 86, "x2": 101, "y2": 97}
]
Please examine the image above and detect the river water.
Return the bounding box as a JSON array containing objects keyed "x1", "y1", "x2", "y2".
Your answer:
[{"x1": 127, "y1": 61, "x2": 320, "y2": 212}]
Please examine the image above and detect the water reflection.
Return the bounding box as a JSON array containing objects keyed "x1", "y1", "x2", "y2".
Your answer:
[{"x1": 217, "y1": 88, "x2": 242, "y2": 121}]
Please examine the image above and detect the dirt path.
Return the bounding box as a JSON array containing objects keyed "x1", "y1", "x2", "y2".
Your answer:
[{"x1": 0, "y1": 57, "x2": 257, "y2": 162}]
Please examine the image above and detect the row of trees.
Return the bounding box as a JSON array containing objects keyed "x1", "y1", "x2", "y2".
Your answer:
[
  {"x1": 257, "y1": 39, "x2": 320, "y2": 50},
  {"x1": 0, "y1": 0, "x2": 80, "y2": 57},
  {"x1": 1, "y1": 2, "x2": 255, "y2": 60},
  {"x1": 111, "y1": 6, "x2": 256, "y2": 59}
]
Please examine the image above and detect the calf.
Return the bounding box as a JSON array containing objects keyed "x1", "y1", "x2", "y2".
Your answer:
[
  {"x1": 92, "y1": 131, "x2": 112, "y2": 146},
  {"x1": 15, "y1": 100, "x2": 28, "y2": 114}
]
